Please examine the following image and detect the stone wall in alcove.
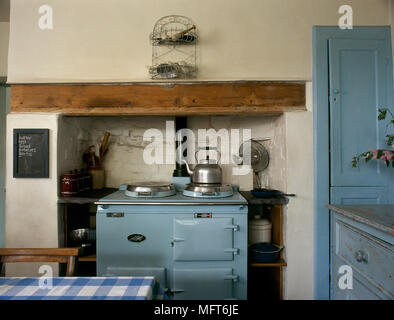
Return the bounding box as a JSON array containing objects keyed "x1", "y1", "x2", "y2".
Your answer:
[{"x1": 57, "y1": 115, "x2": 286, "y2": 191}]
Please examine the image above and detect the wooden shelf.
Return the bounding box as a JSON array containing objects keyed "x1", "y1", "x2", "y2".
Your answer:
[
  {"x1": 249, "y1": 259, "x2": 287, "y2": 268},
  {"x1": 78, "y1": 254, "x2": 96, "y2": 262},
  {"x1": 58, "y1": 188, "x2": 118, "y2": 204},
  {"x1": 10, "y1": 81, "x2": 306, "y2": 115},
  {"x1": 247, "y1": 204, "x2": 285, "y2": 300}
]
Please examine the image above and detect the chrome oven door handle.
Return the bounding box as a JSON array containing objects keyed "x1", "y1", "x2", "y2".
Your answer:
[
  {"x1": 224, "y1": 248, "x2": 240, "y2": 255},
  {"x1": 223, "y1": 275, "x2": 239, "y2": 282},
  {"x1": 224, "y1": 225, "x2": 239, "y2": 231}
]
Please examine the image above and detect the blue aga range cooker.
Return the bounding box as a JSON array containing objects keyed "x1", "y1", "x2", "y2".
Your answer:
[{"x1": 95, "y1": 179, "x2": 248, "y2": 300}]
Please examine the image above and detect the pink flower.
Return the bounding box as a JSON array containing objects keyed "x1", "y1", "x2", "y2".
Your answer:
[
  {"x1": 383, "y1": 150, "x2": 394, "y2": 161},
  {"x1": 369, "y1": 149, "x2": 378, "y2": 159}
]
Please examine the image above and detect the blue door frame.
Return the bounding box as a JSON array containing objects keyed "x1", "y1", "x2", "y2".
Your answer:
[{"x1": 312, "y1": 26, "x2": 393, "y2": 300}]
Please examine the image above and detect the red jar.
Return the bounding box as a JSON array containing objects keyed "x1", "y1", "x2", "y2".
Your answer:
[{"x1": 61, "y1": 171, "x2": 78, "y2": 197}]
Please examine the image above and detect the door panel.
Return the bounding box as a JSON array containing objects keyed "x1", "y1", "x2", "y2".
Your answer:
[
  {"x1": 97, "y1": 213, "x2": 172, "y2": 273},
  {"x1": 173, "y1": 217, "x2": 235, "y2": 261},
  {"x1": 173, "y1": 268, "x2": 234, "y2": 300},
  {"x1": 331, "y1": 187, "x2": 387, "y2": 205},
  {"x1": 329, "y1": 39, "x2": 389, "y2": 187}
]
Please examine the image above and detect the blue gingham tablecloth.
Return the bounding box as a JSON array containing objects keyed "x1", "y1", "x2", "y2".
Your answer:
[{"x1": 0, "y1": 276, "x2": 166, "y2": 300}]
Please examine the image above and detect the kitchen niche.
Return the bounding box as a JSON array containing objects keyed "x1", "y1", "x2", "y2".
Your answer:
[
  {"x1": 56, "y1": 114, "x2": 287, "y2": 282},
  {"x1": 57, "y1": 115, "x2": 286, "y2": 191}
]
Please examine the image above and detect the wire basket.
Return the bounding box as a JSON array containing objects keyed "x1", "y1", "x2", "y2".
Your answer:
[
  {"x1": 149, "y1": 62, "x2": 197, "y2": 79},
  {"x1": 149, "y1": 15, "x2": 197, "y2": 79}
]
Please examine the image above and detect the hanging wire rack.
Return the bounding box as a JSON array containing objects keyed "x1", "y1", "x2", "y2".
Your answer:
[{"x1": 149, "y1": 15, "x2": 197, "y2": 79}]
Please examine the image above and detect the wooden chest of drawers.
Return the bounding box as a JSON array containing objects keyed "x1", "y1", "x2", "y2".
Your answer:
[{"x1": 328, "y1": 205, "x2": 394, "y2": 300}]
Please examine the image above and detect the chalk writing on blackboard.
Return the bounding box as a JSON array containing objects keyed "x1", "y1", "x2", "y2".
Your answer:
[
  {"x1": 13, "y1": 129, "x2": 49, "y2": 178},
  {"x1": 18, "y1": 135, "x2": 37, "y2": 157}
]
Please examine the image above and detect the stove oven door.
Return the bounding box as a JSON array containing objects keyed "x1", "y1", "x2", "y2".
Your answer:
[
  {"x1": 97, "y1": 211, "x2": 171, "y2": 290},
  {"x1": 172, "y1": 268, "x2": 237, "y2": 300},
  {"x1": 173, "y1": 217, "x2": 238, "y2": 261}
]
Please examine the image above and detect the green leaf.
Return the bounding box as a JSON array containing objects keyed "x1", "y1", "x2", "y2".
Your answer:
[
  {"x1": 365, "y1": 152, "x2": 373, "y2": 162},
  {"x1": 376, "y1": 149, "x2": 383, "y2": 159},
  {"x1": 386, "y1": 134, "x2": 394, "y2": 146},
  {"x1": 378, "y1": 108, "x2": 387, "y2": 120}
]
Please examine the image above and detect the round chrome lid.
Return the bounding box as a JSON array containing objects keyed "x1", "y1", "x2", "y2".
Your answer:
[
  {"x1": 125, "y1": 182, "x2": 176, "y2": 197},
  {"x1": 183, "y1": 183, "x2": 233, "y2": 197}
]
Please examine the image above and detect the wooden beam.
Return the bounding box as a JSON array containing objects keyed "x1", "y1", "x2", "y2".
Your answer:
[{"x1": 10, "y1": 81, "x2": 306, "y2": 115}]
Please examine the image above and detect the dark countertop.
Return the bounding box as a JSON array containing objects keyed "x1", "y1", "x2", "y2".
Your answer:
[
  {"x1": 327, "y1": 204, "x2": 394, "y2": 236},
  {"x1": 58, "y1": 189, "x2": 289, "y2": 206},
  {"x1": 239, "y1": 191, "x2": 289, "y2": 205},
  {"x1": 58, "y1": 188, "x2": 118, "y2": 204}
]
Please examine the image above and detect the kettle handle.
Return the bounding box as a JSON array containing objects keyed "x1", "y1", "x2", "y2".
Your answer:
[{"x1": 195, "y1": 147, "x2": 221, "y2": 163}]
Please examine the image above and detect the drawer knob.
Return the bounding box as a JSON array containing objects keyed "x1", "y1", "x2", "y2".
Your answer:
[{"x1": 355, "y1": 250, "x2": 368, "y2": 263}]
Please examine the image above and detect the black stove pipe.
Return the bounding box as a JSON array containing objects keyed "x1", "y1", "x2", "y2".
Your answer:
[{"x1": 172, "y1": 117, "x2": 189, "y2": 177}]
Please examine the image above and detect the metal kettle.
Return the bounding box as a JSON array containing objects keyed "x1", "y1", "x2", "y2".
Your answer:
[{"x1": 182, "y1": 148, "x2": 222, "y2": 184}]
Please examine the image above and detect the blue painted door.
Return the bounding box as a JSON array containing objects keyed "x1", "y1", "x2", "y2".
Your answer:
[
  {"x1": 329, "y1": 38, "x2": 393, "y2": 203},
  {"x1": 328, "y1": 38, "x2": 394, "y2": 299}
]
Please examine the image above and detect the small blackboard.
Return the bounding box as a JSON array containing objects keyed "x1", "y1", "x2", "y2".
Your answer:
[{"x1": 13, "y1": 129, "x2": 49, "y2": 178}]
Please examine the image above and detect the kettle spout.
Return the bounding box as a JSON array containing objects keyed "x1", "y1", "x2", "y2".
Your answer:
[{"x1": 182, "y1": 159, "x2": 194, "y2": 176}]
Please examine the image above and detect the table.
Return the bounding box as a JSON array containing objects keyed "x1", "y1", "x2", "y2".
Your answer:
[
  {"x1": 327, "y1": 204, "x2": 394, "y2": 236},
  {"x1": 0, "y1": 276, "x2": 166, "y2": 300}
]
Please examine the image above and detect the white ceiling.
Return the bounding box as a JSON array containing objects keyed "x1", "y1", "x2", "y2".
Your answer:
[{"x1": 0, "y1": 0, "x2": 10, "y2": 22}]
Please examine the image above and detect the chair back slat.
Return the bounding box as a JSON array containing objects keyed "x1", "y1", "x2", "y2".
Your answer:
[
  {"x1": 0, "y1": 248, "x2": 79, "y2": 277},
  {"x1": 0, "y1": 248, "x2": 79, "y2": 256}
]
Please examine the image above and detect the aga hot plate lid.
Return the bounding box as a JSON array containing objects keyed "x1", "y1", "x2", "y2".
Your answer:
[{"x1": 125, "y1": 181, "x2": 176, "y2": 197}]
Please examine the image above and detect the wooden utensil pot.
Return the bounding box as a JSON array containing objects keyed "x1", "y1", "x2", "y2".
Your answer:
[{"x1": 89, "y1": 166, "x2": 105, "y2": 190}]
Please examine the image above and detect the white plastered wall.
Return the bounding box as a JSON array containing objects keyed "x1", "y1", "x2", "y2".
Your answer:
[
  {"x1": 5, "y1": 113, "x2": 59, "y2": 276},
  {"x1": 283, "y1": 82, "x2": 314, "y2": 299},
  {"x1": 6, "y1": 0, "x2": 389, "y2": 82}
]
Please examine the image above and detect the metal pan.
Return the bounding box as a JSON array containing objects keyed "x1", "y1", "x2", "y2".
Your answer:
[{"x1": 251, "y1": 188, "x2": 295, "y2": 198}]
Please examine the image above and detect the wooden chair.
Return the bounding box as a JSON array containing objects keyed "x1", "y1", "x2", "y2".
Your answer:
[{"x1": 0, "y1": 248, "x2": 79, "y2": 277}]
